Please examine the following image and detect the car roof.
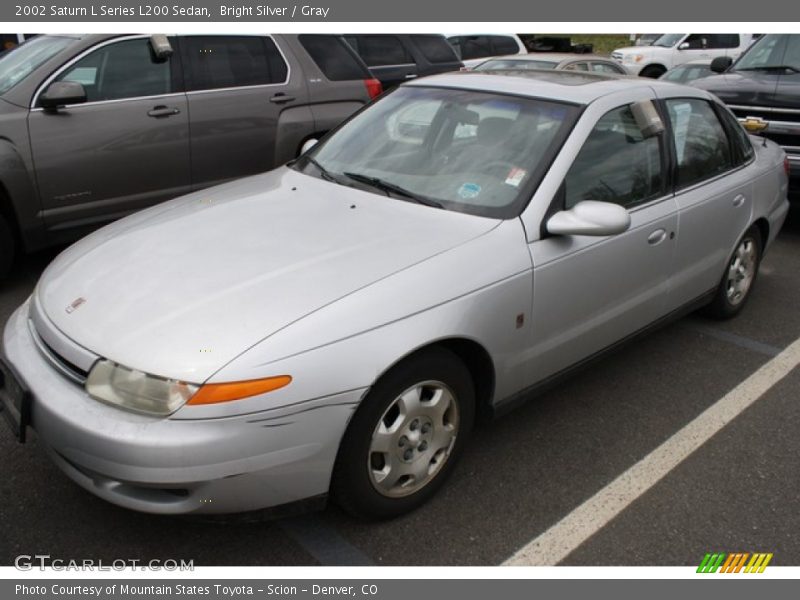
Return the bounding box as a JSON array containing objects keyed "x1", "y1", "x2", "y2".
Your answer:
[
  {"x1": 480, "y1": 53, "x2": 616, "y2": 64},
  {"x1": 405, "y1": 69, "x2": 709, "y2": 104}
]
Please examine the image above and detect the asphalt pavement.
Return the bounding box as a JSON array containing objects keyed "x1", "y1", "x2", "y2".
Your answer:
[{"x1": 1, "y1": 203, "x2": 799, "y2": 567}]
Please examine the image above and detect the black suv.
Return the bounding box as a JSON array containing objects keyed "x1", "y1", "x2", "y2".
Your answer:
[
  {"x1": 692, "y1": 34, "x2": 800, "y2": 188},
  {"x1": 344, "y1": 34, "x2": 463, "y2": 89}
]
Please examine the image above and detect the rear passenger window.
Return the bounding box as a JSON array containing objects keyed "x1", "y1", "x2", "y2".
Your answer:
[
  {"x1": 666, "y1": 98, "x2": 733, "y2": 188},
  {"x1": 717, "y1": 104, "x2": 755, "y2": 165},
  {"x1": 57, "y1": 38, "x2": 173, "y2": 102},
  {"x1": 347, "y1": 35, "x2": 412, "y2": 67},
  {"x1": 413, "y1": 35, "x2": 459, "y2": 63},
  {"x1": 299, "y1": 35, "x2": 370, "y2": 81},
  {"x1": 491, "y1": 36, "x2": 521, "y2": 55},
  {"x1": 181, "y1": 36, "x2": 287, "y2": 91},
  {"x1": 564, "y1": 104, "x2": 664, "y2": 209}
]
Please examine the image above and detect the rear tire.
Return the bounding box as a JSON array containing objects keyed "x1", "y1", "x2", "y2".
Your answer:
[
  {"x1": 332, "y1": 347, "x2": 475, "y2": 520},
  {"x1": 639, "y1": 64, "x2": 666, "y2": 78},
  {"x1": 704, "y1": 226, "x2": 763, "y2": 320},
  {"x1": 0, "y1": 213, "x2": 15, "y2": 280}
]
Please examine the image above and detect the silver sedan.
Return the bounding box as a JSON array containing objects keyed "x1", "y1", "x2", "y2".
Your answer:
[{"x1": 0, "y1": 71, "x2": 789, "y2": 519}]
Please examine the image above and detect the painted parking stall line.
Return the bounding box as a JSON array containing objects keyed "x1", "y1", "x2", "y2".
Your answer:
[{"x1": 504, "y1": 334, "x2": 800, "y2": 566}]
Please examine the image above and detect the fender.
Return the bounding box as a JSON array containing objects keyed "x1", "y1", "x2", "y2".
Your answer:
[{"x1": 0, "y1": 138, "x2": 45, "y2": 251}]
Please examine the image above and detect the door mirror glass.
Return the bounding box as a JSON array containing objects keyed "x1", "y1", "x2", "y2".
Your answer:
[
  {"x1": 40, "y1": 81, "x2": 87, "y2": 110},
  {"x1": 547, "y1": 200, "x2": 631, "y2": 237},
  {"x1": 149, "y1": 34, "x2": 173, "y2": 62}
]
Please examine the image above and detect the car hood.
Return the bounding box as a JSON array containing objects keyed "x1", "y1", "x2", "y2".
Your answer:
[
  {"x1": 36, "y1": 168, "x2": 499, "y2": 382},
  {"x1": 691, "y1": 71, "x2": 800, "y2": 109}
]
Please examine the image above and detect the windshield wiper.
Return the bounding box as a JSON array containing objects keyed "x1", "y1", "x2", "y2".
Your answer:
[
  {"x1": 305, "y1": 156, "x2": 346, "y2": 184},
  {"x1": 737, "y1": 65, "x2": 800, "y2": 73},
  {"x1": 342, "y1": 172, "x2": 444, "y2": 209}
]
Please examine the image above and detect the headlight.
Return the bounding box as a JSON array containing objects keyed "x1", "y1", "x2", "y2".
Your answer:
[
  {"x1": 86, "y1": 360, "x2": 198, "y2": 416},
  {"x1": 86, "y1": 360, "x2": 293, "y2": 416},
  {"x1": 623, "y1": 54, "x2": 644, "y2": 63}
]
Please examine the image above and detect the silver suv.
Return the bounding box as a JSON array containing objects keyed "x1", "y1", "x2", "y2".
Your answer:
[{"x1": 0, "y1": 33, "x2": 381, "y2": 277}]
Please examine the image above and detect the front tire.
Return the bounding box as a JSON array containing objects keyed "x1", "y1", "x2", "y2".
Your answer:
[
  {"x1": 639, "y1": 64, "x2": 666, "y2": 78},
  {"x1": 704, "y1": 226, "x2": 763, "y2": 319},
  {"x1": 332, "y1": 347, "x2": 475, "y2": 519}
]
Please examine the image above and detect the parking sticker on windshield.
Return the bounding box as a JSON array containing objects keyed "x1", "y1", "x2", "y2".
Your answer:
[
  {"x1": 458, "y1": 182, "x2": 482, "y2": 199},
  {"x1": 505, "y1": 167, "x2": 527, "y2": 187}
]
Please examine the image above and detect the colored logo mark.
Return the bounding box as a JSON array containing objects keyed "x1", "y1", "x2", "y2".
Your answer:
[{"x1": 697, "y1": 552, "x2": 773, "y2": 573}]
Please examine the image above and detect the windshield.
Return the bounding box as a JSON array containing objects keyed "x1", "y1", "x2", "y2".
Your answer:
[
  {"x1": 0, "y1": 35, "x2": 75, "y2": 95},
  {"x1": 734, "y1": 34, "x2": 800, "y2": 72},
  {"x1": 474, "y1": 59, "x2": 558, "y2": 71},
  {"x1": 651, "y1": 34, "x2": 685, "y2": 48},
  {"x1": 293, "y1": 86, "x2": 580, "y2": 219}
]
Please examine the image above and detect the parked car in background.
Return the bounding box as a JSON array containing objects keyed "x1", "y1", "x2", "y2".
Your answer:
[
  {"x1": 344, "y1": 34, "x2": 463, "y2": 89},
  {"x1": 691, "y1": 33, "x2": 800, "y2": 187},
  {"x1": 473, "y1": 53, "x2": 626, "y2": 75},
  {"x1": 634, "y1": 34, "x2": 662, "y2": 47},
  {"x1": 659, "y1": 59, "x2": 714, "y2": 84},
  {"x1": 0, "y1": 33, "x2": 380, "y2": 278},
  {"x1": 2, "y1": 71, "x2": 788, "y2": 520},
  {"x1": 445, "y1": 34, "x2": 527, "y2": 68},
  {"x1": 0, "y1": 33, "x2": 37, "y2": 52},
  {"x1": 612, "y1": 34, "x2": 754, "y2": 78}
]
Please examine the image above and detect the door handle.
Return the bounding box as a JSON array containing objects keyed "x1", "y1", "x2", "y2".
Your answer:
[
  {"x1": 733, "y1": 194, "x2": 746, "y2": 207},
  {"x1": 270, "y1": 93, "x2": 296, "y2": 104},
  {"x1": 404, "y1": 74, "x2": 419, "y2": 79},
  {"x1": 647, "y1": 229, "x2": 667, "y2": 245},
  {"x1": 147, "y1": 105, "x2": 180, "y2": 118}
]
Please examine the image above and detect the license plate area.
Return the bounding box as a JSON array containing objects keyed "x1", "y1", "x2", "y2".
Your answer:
[{"x1": 0, "y1": 358, "x2": 31, "y2": 443}]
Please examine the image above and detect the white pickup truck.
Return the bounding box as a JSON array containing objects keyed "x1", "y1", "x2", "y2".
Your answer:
[{"x1": 612, "y1": 33, "x2": 755, "y2": 78}]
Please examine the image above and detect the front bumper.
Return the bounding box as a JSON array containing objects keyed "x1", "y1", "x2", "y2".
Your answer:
[{"x1": 2, "y1": 302, "x2": 364, "y2": 514}]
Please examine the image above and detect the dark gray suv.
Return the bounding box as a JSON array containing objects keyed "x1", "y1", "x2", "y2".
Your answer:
[{"x1": 0, "y1": 33, "x2": 381, "y2": 277}]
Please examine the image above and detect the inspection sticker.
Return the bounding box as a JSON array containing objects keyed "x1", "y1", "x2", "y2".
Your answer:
[
  {"x1": 458, "y1": 182, "x2": 482, "y2": 199},
  {"x1": 505, "y1": 167, "x2": 527, "y2": 187}
]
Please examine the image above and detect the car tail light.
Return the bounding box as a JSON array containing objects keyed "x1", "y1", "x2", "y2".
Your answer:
[
  {"x1": 785, "y1": 156, "x2": 791, "y2": 177},
  {"x1": 364, "y1": 78, "x2": 382, "y2": 100}
]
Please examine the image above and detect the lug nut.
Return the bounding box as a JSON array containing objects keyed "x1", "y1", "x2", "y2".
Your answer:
[
  {"x1": 409, "y1": 419, "x2": 419, "y2": 431},
  {"x1": 403, "y1": 449, "x2": 414, "y2": 460},
  {"x1": 398, "y1": 436, "x2": 408, "y2": 447},
  {"x1": 421, "y1": 423, "x2": 431, "y2": 434},
  {"x1": 418, "y1": 441, "x2": 428, "y2": 451}
]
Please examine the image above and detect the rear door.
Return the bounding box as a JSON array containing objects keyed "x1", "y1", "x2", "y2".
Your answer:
[
  {"x1": 28, "y1": 35, "x2": 191, "y2": 232},
  {"x1": 663, "y1": 96, "x2": 755, "y2": 307},
  {"x1": 344, "y1": 35, "x2": 417, "y2": 89},
  {"x1": 406, "y1": 35, "x2": 463, "y2": 76},
  {"x1": 179, "y1": 34, "x2": 310, "y2": 189}
]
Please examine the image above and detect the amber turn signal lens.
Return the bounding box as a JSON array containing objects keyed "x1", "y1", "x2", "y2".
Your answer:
[{"x1": 187, "y1": 375, "x2": 292, "y2": 405}]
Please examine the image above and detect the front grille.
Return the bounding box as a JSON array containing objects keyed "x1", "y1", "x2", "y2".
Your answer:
[
  {"x1": 28, "y1": 320, "x2": 89, "y2": 385},
  {"x1": 729, "y1": 105, "x2": 800, "y2": 154}
]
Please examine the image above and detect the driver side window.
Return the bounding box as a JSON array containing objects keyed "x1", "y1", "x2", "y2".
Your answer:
[
  {"x1": 56, "y1": 38, "x2": 173, "y2": 103},
  {"x1": 564, "y1": 104, "x2": 664, "y2": 209}
]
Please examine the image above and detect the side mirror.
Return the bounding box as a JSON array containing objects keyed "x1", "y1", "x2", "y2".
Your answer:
[
  {"x1": 546, "y1": 201, "x2": 631, "y2": 237},
  {"x1": 300, "y1": 138, "x2": 318, "y2": 155},
  {"x1": 710, "y1": 56, "x2": 733, "y2": 73},
  {"x1": 149, "y1": 34, "x2": 173, "y2": 62},
  {"x1": 678, "y1": 42, "x2": 690, "y2": 50},
  {"x1": 40, "y1": 81, "x2": 87, "y2": 111}
]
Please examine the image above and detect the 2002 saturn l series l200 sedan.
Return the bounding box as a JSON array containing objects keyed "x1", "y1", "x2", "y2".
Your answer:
[{"x1": 0, "y1": 71, "x2": 790, "y2": 519}]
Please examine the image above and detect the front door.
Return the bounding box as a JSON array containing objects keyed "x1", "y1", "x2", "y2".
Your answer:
[
  {"x1": 526, "y1": 102, "x2": 677, "y2": 385},
  {"x1": 28, "y1": 36, "x2": 191, "y2": 233}
]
